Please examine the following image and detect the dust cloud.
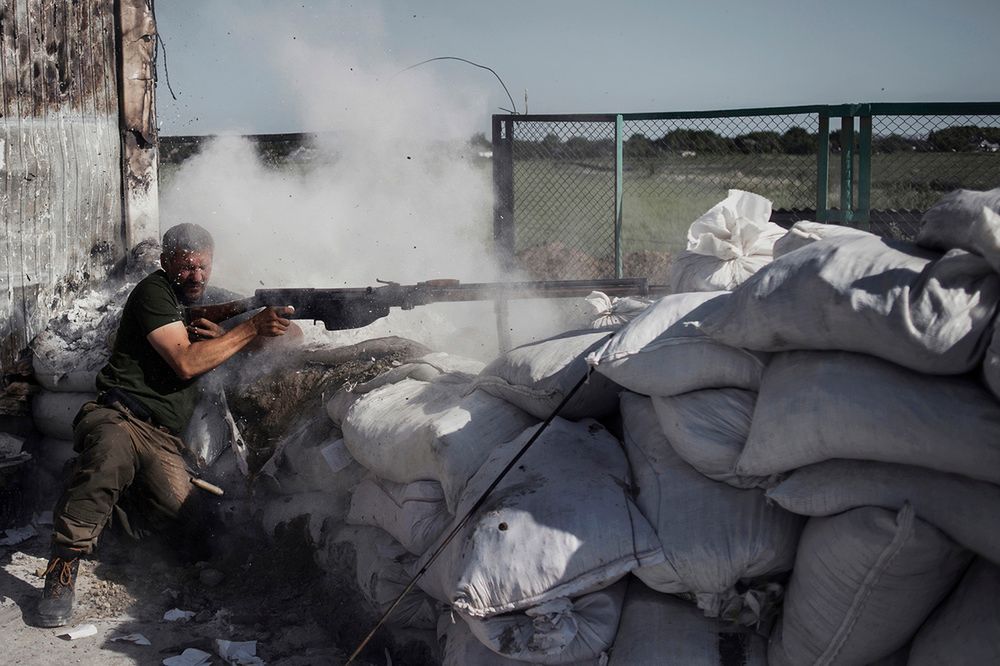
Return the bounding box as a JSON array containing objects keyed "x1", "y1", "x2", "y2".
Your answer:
[{"x1": 158, "y1": 7, "x2": 589, "y2": 358}]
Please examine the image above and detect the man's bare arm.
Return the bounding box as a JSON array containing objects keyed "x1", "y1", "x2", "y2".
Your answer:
[{"x1": 148, "y1": 307, "x2": 293, "y2": 380}]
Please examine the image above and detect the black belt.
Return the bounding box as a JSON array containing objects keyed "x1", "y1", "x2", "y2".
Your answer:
[{"x1": 97, "y1": 388, "x2": 179, "y2": 437}]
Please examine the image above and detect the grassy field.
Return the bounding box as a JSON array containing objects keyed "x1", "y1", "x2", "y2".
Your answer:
[{"x1": 509, "y1": 151, "x2": 1000, "y2": 279}]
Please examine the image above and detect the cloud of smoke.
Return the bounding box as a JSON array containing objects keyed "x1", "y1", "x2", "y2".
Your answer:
[{"x1": 159, "y1": 5, "x2": 587, "y2": 357}]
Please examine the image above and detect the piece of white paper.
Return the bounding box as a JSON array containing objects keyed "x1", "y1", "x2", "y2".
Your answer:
[
  {"x1": 111, "y1": 632, "x2": 152, "y2": 646},
  {"x1": 163, "y1": 608, "x2": 195, "y2": 622},
  {"x1": 60, "y1": 623, "x2": 98, "y2": 640},
  {"x1": 216, "y1": 639, "x2": 264, "y2": 665},
  {"x1": 320, "y1": 438, "x2": 352, "y2": 474},
  {"x1": 162, "y1": 648, "x2": 212, "y2": 666}
]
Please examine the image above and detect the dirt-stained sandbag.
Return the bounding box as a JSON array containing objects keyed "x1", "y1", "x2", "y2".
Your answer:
[
  {"x1": 460, "y1": 580, "x2": 627, "y2": 664},
  {"x1": 908, "y1": 559, "x2": 1000, "y2": 666},
  {"x1": 474, "y1": 329, "x2": 622, "y2": 420},
  {"x1": 768, "y1": 505, "x2": 971, "y2": 666},
  {"x1": 32, "y1": 391, "x2": 94, "y2": 440},
  {"x1": 416, "y1": 418, "x2": 663, "y2": 618},
  {"x1": 438, "y1": 613, "x2": 601, "y2": 666},
  {"x1": 738, "y1": 351, "x2": 1000, "y2": 485},
  {"x1": 608, "y1": 581, "x2": 767, "y2": 666},
  {"x1": 586, "y1": 292, "x2": 768, "y2": 397},
  {"x1": 766, "y1": 459, "x2": 1000, "y2": 565},
  {"x1": 621, "y1": 393, "x2": 802, "y2": 619},
  {"x1": 699, "y1": 233, "x2": 1000, "y2": 374}
]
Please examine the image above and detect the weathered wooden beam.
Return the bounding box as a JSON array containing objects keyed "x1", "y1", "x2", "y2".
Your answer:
[{"x1": 116, "y1": 0, "x2": 158, "y2": 251}]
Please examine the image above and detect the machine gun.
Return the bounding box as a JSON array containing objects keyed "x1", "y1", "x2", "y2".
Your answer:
[{"x1": 185, "y1": 278, "x2": 666, "y2": 330}]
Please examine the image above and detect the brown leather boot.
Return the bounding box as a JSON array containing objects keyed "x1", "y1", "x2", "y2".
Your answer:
[{"x1": 36, "y1": 553, "x2": 80, "y2": 628}]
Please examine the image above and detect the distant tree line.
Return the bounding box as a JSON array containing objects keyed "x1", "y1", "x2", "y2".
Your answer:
[{"x1": 506, "y1": 125, "x2": 1000, "y2": 158}]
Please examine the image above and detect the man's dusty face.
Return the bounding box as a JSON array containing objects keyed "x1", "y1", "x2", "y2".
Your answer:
[{"x1": 161, "y1": 249, "x2": 213, "y2": 304}]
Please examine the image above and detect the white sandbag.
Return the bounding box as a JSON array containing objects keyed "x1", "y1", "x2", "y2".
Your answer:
[
  {"x1": 439, "y1": 614, "x2": 601, "y2": 666},
  {"x1": 738, "y1": 351, "x2": 1000, "y2": 485},
  {"x1": 650, "y1": 388, "x2": 767, "y2": 488},
  {"x1": 700, "y1": 233, "x2": 1000, "y2": 374},
  {"x1": 259, "y1": 415, "x2": 363, "y2": 499},
  {"x1": 908, "y1": 559, "x2": 1000, "y2": 666},
  {"x1": 608, "y1": 581, "x2": 767, "y2": 666},
  {"x1": 332, "y1": 525, "x2": 439, "y2": 630},
  {"x1": 32, "y1": 391, "x2": 94, "y2": 440},
  {"x1": 462, "y1": 580, "x2": 626, "y2": 664},
  {"x1": 325, "y1": 352, "x2": 485, "y2": 427},
  {"x1": 667, "y1": 190, "x2": 786, "y2": 292},
  {"x1": 917, "y1": 186, "x2": 1000, "y2": 273},
  {"x1": 347, "y1": 476, "x2": 452, "y2": 556},
  {"x1": 584, "y1": 291, "x2": 651, "y2": 329},
  {"x1": 416, "y1": 418, "x2": 663, "y2": 618},
  {"x1": 985, "y1": 325, "x2": 1000, "y2": 401},
  {"x1": 766, "y1": 459, "x2": 1000, "y2": 565},
  {"x1": 586, "y1": 292, "x2": 768, "y2": 397},
  {"x1": 772, "y1": 219, "x2": 873, "y2": 258},
  {"x1": 474, "y1": 329, "x2": 621, "y2": 420},
  {"x1": 342, "y1": 376, "x2": 536, "y2": 512},
  {"x1": 31, "y1": 358, "x2": 98, "y2": 393},
  {"x1": 768, "y1": 505, "x2": 971, "y2": 666},
  {"x1": 621, "y1": 393, "x2": 802, "y2": 618}
]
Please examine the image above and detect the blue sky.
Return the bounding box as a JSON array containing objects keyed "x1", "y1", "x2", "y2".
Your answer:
[{"x1": 154, "y1": 0, "x2": 1000, "y2": 136}]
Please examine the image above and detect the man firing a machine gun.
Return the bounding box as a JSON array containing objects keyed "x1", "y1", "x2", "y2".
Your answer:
[{"x1": 37, "y1": 223, "x2": 298, "y2": 628}]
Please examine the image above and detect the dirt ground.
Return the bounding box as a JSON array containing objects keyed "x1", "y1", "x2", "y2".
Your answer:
[{"x1": 1, "y1": 513, "x2": 437, "y2": 666}]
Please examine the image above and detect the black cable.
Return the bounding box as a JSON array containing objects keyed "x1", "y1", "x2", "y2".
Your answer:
[
  {"x1": 150, "y1": 1, "x2": 178, "y2": 101},
  {"x1": 399, "y1": 56, "x2": 518, "y2": 115},
  {"x1": 345, "y1": 338, "x2": 612, "y2": 663}
]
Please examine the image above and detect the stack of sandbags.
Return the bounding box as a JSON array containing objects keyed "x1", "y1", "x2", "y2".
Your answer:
[
  {"x1": 415, "y1": 418, "x2": 662, "y2": 663},
  {"x1": 666, "y1": 189, "x2": 787, "y2": 293}
]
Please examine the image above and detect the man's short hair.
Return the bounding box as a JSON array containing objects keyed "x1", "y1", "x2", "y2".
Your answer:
[{"x1": 162, "y1": 223, "x2": 214, "y2": 255}]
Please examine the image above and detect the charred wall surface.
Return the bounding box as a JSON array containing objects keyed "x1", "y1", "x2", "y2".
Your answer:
[{"x1": 0, "y1": 0, "x2": 123, "y2": 371}]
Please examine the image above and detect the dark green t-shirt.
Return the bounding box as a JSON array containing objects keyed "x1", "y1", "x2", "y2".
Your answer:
[{"x1": 96, "y1": 270, "x2": 198, "y2": 433}]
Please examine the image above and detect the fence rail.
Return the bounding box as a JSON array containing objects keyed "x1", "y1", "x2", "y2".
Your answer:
[{"x1": 492, "y1": 102, "x2": 1000, "y2": 281}]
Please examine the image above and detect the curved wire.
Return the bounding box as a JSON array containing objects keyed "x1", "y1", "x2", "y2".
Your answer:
[{"x1": 399, "y1": 56, "x2": 519, "y2": 115}]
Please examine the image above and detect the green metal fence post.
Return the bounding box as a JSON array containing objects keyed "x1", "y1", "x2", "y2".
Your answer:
[
  {"x1": 840, "y1": 115, "x2": 855, "y2": 224},
  {"x1": 857, "y1": 112, "x2": 872, "y2": 231},
  {"x1": 614, "y1": 114, "x2": 624, "y2": 278},
  {"x1": 817, "y1": 113, "x2": 830, "y2": 222}
]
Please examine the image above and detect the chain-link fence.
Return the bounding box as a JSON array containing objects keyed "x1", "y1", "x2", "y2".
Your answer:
[{"x1": 493, "y1": 103, "x2": 1000, "y2": 281}]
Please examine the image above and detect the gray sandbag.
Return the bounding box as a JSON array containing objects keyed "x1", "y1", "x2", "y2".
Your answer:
[
  {"x1": 738, "y1": 351, "x2": 1000, "y2": 485},
  {"x1": 699, "y1": 233, "x2": 1000, "y2": 374},
  {"x1": 586, "y1": 292, "x2": 769, "y2": 397},
  {"x1": 474, "y1": 329, "x2": 622, "y2": 420},
  {"x1": 438, "y1": 613, "x2": 601, "y2": 666},
  {"x1": 608, "y1": 581, "x2": 767, "y2": 666},
  {"x1": 766, "y1": 459, "x2": 1000, "y2": 565},
  {"x1": 768, "y1": 505, "x2": 971, "y2": 666},
  {"x1": 461, "y1": 580, "x2": 627, "y2": 664},
  {"x1": 416, "y1": 418, "x2": 663, "y2": 618},
  {"x1": 622, "y1": 393, "x2": 803, "y2": 620},
  {"x1": 908, "y1": 559, "x2": 1000, "y2": 666},
  {"x1": 651, "y1": 388, "x2": 767, "y2": 488},
  {"x1": 917, "y1": 186, "x2": 1000, "y2": 273}
]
